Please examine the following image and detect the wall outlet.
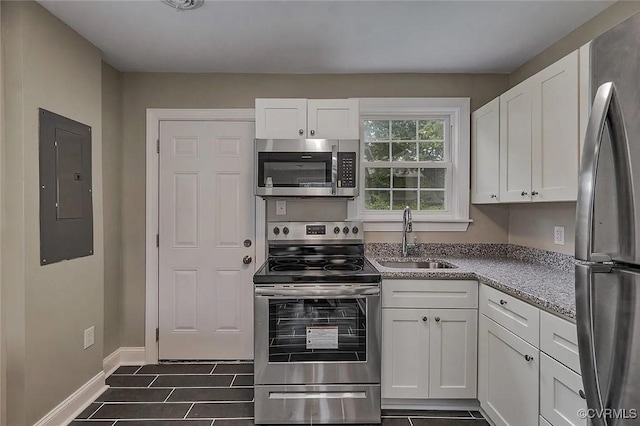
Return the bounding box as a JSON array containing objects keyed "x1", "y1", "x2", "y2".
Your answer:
[
  {"x1": 554, "y1": 226, "x2": 565, "y2": 246},
  {"x1": 276, "y1": 200, "x2": 286, "y2": 216},
  {"x1": 84, "y1": 326, "x2": 95, "y2": 349}
]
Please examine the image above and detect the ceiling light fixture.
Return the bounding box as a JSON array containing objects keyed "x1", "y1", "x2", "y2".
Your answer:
[{"x1": 163, "y1": 0, "x2": 204, "y2": 11}]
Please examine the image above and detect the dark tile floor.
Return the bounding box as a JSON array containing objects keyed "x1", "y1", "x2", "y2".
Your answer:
[{"x1": 71, "y1": 362, "x2": 489, "y2": 425}]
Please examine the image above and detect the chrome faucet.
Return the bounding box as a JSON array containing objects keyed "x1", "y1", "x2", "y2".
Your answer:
[{"x1": 402, "y1": 206, "x2": 413, "y2": 257}]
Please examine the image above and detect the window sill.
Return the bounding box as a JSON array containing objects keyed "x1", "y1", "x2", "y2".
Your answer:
[{"x1": 361, "y1": 219, "x2": 472, "y2": 232}]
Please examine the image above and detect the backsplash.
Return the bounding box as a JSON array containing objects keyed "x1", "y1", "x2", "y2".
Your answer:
[{"x1": 365, "y1": 242, "x2": 577, "y2": 273}]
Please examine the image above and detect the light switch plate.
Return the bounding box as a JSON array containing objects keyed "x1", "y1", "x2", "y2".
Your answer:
[
  {"x1": 84, "y1": 326, "x2": 95, "y2": 349},
  {"x1": 276, "y1": 200, "x2": 286, "y2": 216},
  {"x1": 554, "y1": 226, "x2": 565, "y2": 245}
]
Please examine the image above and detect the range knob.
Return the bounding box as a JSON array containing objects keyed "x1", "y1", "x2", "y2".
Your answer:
[
  {"x1": 343, "y1": 226, "x2": 350, "y2": 234},
  {"x1": 352, "y1": 226, "x2": 359, "y2": 234},
  {"x1": 273, "y1": 227, "x2": 280, "y2": 235},
  {"x1": 334, "y1": 226, "x2": 340, "y2": 234},
  {"x1": 283, "y1": 227, "x2": 289, "y2": 235}
]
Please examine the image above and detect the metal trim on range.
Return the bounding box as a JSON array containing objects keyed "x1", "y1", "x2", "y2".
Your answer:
[
  {"x1": 269, "y1": 391, "x2": 367, "y2": 400},
  {"x1": 254, "y1": 284, "x2": 379, "y2": 299}
]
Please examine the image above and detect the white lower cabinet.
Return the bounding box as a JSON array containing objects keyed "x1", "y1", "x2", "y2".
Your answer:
[
  {"x1": 381, "y1": 308, "x2": 477, "y2": 400},
  {"x1": 539, "y1": 353, "x2": 587, "y2": 426},
  {"x1": 479, "y1": 315, "x2": 539, "y2": 426}
]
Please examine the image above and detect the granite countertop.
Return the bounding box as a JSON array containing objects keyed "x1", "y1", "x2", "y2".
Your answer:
[{"x1": 366, "y1": 244, "x2": 577, "y2": 321}]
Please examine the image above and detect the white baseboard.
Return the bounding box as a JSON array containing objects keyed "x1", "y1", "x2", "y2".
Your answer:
[
  {"x1": 103, "y1": 347, "x2": 146, "y2": 377},
  {"x1": 382, "y1": 398, "x2": 480, "y2": 411},
  {"x1": 33, "y1": 371, "x2": 107, "y2": 426}
]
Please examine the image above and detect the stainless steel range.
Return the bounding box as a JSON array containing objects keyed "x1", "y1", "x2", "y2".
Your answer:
[{"x1": 253, "y1": 221, "x2": 381, "y2": 425}]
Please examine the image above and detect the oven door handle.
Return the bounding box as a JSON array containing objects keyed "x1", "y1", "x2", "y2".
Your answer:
[
  {"x1": 255, "y1": 286, "x2": 380, "y2": 298},
  {"x1": 331, "y1": 144, "x2": 338, "y2": 195}
]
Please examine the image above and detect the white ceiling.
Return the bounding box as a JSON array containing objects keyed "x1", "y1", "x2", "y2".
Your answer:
[{"x1": 37, "y1": 0, "x2": 613, "y2": 74}]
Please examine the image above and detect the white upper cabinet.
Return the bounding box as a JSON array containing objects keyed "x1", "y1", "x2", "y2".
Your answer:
[
  {"x1": 473, "y1": 49, "x2": 582, "y2": 204},
  {"x1": 255, "y1": 98, "x2": 359, "y2": 139},
  {"x1": 307, "y1": 99, "x2": 360, "y2": 139},
  {"x1": 531, "y1": 50, "x2": 579, "y2": 202},
  {"x1": 472, "y1": 97, "x2": 501, "y2": 203},
  {"x1": 500, "y1": 79, "x2": 534, "y2": 203}
]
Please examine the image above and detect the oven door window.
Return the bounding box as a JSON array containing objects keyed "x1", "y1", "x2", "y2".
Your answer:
[
  {"x1": 257, "y1": 152, "x2": 331, "y2": 188},
  {"x1": 269, "y1": 298, "x2": 367, "y2": 363}
]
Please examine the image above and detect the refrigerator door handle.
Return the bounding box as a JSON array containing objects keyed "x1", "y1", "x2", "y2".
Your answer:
[
  {"x1": 575, "y1": 264, "x2": 607, "y2": 426},
  {"x1": 576, "y1": 82, "x2": 635, "y2": 262}
]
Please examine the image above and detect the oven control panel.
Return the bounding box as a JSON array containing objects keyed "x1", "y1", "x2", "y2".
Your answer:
[{"x1": 268, "y1": 221, "x2": 364, "y2": 241}]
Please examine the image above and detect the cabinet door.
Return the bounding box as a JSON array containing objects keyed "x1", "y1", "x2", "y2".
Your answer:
[
  {"x1": 479, "y1": 315, "x2": 539, "y2": 426},
  {"x1": 255, "y1": 98, "x2": 307, "y2": 139},
  {"x1": 382, "y1": 309, "x2": 430, "y2": 399},
  {"x1": 472, "y1": 98, "x2": 500, "y2": 204},
  {"x1": 531, "y1": 50, "x2": 579, "y2": 202},
  {"x1": 429, "y1": 309, "x2": 478, "y2": 399},
  {"x1": 540, "y1": 353, "x2": 587, "y2": 426},
  {"x1": 500, "y1": 80, "x2": 533, "y2": 203},
  {"x1": 307, "y1": 99, "x2": 360, "y2": 139}
]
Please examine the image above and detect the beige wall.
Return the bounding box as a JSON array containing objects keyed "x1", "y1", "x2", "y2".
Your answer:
[
  {"x1": 2, "y1": 2, "x2": 104, "y2": 424},
  {"x1": 504, "y1": 2, "x2": 640, "y2": 255},
  {"x1": 102, "y1": 61, "x2": 123, "y2": 358},
  {"x1": 121, "y1": 72, "x2": 510, "y2": 345}
]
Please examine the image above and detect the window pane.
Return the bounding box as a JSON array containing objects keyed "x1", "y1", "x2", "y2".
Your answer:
[
  {"x1": 365, "y1": 190, "x2": 391, "y2": 210},
  {"x1": 418, "y1": 141, "x2": 444, "y2": 161},
  {"x1": 391, "y1": 120, "x2": 417, "y2": 140},
  {"x1": 418, "y1": 119, "x2": 445, "y2": 140},
  {"x1": 364, "y1": 142, "x2": 390, "y2": 161},
  {"x1": 420, "y1": 168, "x2": 446, "y2": 189},
  {"x1": 364, "y1": 120, "x2": 390, "y2": 141},
  {"x1": 393, "y1": 168, "x2": 419, "y2": 188},
  {"x1": 420, "y1": 191, "x2": 445, "y2": 210},
  {"x1": 365, "y1": 168, "x2": 391, "y2": 188},
  {"x1": 392, "y1": 142, "x2": 417, "y2": 161},
  {"x1": 392, "y1": 190, "x2": 418, "y2": 210}
]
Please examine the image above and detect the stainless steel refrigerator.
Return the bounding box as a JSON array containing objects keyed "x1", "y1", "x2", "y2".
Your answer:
[{"x1": 576, "y1": 11, "x2": 640, "y2": 426}]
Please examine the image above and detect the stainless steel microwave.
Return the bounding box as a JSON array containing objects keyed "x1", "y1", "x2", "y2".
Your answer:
[{"x1": 255, "y1": 139, "x2": 359, "y2": 197}]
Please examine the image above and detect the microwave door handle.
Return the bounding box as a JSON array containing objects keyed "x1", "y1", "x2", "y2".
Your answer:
[{"x1": 331, "y1": 145, "x2": 338, "y2": 195}]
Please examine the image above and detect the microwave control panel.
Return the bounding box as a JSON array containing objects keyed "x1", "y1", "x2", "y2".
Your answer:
[{"x1": 337, "y1": 152, "x2": 357, "y2": 188}]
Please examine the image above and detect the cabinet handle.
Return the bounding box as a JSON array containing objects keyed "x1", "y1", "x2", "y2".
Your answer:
[
  {"x1": 299, "y1": 129, "x2": 304, "y2": 135},
  {"x1": 310, "y1": 129, "x2": 315, "y2": 136},
  {"x1": 499, "y1": 299, "x2": 507, "y2": 306},
  {"x1": 422, "y1": 316, "x2": 428, "y2": 322},
  {"x1": 435, "y1": 317, "x2": 441, "y2": 323},
  {"x1": 524, "y1": 354, "x2": 534, "y2": 362},
  {"x1": 521, "y1": 191, "x2": 528, "y2": 196},
  {"x1": 579, "y1": 390, "x2": 586, "y2": 399},
  {"x1": 490, "y1": 194, "x2": 497, "y2": 199},
  {"x1": 531, "y1": 191, "x2": 539, "y2": 196}
]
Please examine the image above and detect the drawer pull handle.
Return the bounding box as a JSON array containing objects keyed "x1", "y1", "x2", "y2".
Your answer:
[
  {"x1": 524, "y1": 354, "x2": 534, "y2": 362},
  {"x1": 422, "y1": 316, "x2": 428, "y2": 322},
  {"x1": 579, "y1": 390, "x2": 586, "y2": 399},
  {"x1": 499, "y1": 299, "x2": 507, "y2": 305}
]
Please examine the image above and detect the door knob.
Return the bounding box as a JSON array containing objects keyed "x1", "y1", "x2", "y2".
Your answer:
[
  {"x1": 422, "y1": 316, "x2": 428, "y2": 322},
  {"x1": 243, "y1": 239, "x2": 252, "y2": 248},
  {"x1": 490, "y1": 194, "x2": 497, "y2": 199},
  {"x1": 243, "y1": 255, "x2": 252, "y2": 265},
  {"x1": 435, "y1": 317, "x2": 441, "y2": 323},
  {"x1": 531, "y1": 191, "x2": 539, "y2": 196},
  {"x1": 310, "y1": 129, "x2": 315, "y2": 136},
  {"x1": 579, "y1": 390, "x2": 586, "y2": 399},
  {"x1": 524, "y1": 354, "x2": 534, "y2": 362},
  {"x1": 299, "y1": 129, "x2": 304, "y2": 135},
  {"x1": 521, "y1": 191, "x2": 528, "y2": 196},
  {"x1": 499, "y1": 299, "x2": 507, "y2": 305}
]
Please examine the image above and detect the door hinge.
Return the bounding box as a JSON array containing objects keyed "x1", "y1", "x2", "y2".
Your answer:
[
  {"x1": 157, "y1": 139, "x2": 160, "y2": 154},
  {"x1": 156, "y1": 234, "x2": 159, "y2": 248},
  {"x1": 156, "y1": 328, "x2": 159, "y2": 342}
]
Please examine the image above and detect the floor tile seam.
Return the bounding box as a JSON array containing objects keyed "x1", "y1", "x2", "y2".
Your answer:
[
  {"x1": 146, "y1": 375, "x2": 160, "y2": 388},
  {"x1": 98, "y1": 417, "x2": 255, "y2": 421},
  {"x1": 164, "y1": 388, "x2": 177, "y2": 402},
  {"x1": 408, "y1": 417, "x2": 414, "y2": 426},
  {"x1": 209, "y1": 364, "x2": 217, "y2": 374},
  {"x1": 96, "y1": 400, "x2": 255, "y2": 404},
  {"x1": 184, "y1": 402, "x2": 196, "y2": 419},
  {"x1": 229, "y1": 375, "x2": 237, "y2": 387},
  {"x1": 85, "y1": 402, "x2": 105, "y2": 419},
  {"x1": 123, "y1": 373, "x2": 249, "y2": 376},
  {"x1": 106, "y1": 386, "x2": 254, "y2": 389}
]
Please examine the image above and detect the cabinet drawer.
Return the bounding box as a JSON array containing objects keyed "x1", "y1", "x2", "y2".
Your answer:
[
  {"x1": 480, "y1": 284, "x2": 540, "y2": 347},
  {"x1": 540, "y1": 353, "x2": 587, "y2": 426},
  {"x1": 382, "y1": 280, "x2": 478, "y2": 309},
  {"x1": 540, "y1": 311, "x2": 580, "y2": 374}
]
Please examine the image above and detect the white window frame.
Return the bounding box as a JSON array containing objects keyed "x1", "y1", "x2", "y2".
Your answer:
[{"x1": 348, "y1": 98, "x2": 471, "y2": 232}]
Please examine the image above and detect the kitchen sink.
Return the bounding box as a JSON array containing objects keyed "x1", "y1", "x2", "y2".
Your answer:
[{"x1": 378, "y1": 260, "x2": 456, "y2": 269}]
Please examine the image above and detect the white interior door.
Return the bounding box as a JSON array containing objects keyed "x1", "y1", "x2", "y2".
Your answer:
[{"x1": 158, "y1": 120, "x2": 255, "y2": 360}]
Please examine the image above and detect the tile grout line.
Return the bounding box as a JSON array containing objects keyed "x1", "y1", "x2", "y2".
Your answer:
[
  {"x1": 147, "y1": 375, "x2": 160, "y2": 388},
  {"x1": 164, "y1": 388, "x2": 176, "y2": 402},
  {"x1": 84, "y1": 402, "x2": 105, "y2": 419},
  {"x1": 230, "y1": 374, "x2": 237, "y2": 387},
  {"x1": 408, "y1": 416, "x2": 414, "y2": 426},
  {"x1": 184, "y1": 402, "x2": 196, "y2": 419},
  {"x1": 209, "y1": 363, "x2": 217, "y2": 374},
  {"x1": 133, "y1": 365, "x2": 144, "y2": 374}
]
